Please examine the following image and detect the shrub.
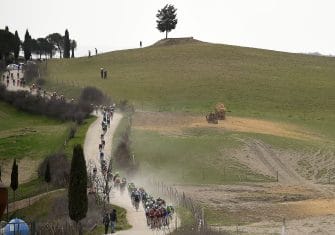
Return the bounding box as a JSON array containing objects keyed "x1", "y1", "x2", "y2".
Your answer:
[
  {"x1": 79, "y1": 86, "x2": 111, "y2": 106},
  {"x1": 38, "y1": 152, "x2": 70, "y2": 187},
  {"x1": 68, "y1": 124, "x2": 77, "y2": 140},
  {"x1": 0, "y1": 84, "x2": 93, "y2": 123}
]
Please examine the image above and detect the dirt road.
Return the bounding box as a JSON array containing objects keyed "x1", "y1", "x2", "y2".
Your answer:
[{"x1": 84, "y1": 112, "x2": 179, "y2": 234}]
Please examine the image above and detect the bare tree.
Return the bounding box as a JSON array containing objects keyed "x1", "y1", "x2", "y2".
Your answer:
[{"x1": 87, "y1": 160, "x2": 113, "y2": 213}]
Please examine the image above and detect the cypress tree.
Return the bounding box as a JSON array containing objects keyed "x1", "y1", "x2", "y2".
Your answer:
[
  {"x1": 44, "y1": 161, "x2": 51, "y2": 191},
  {"x1": 10, "y1": 159, "x2": 18, "y2": 201},
  {"x1": 14, "y1": 31, "x2": 21, "y2": 62},
  {"x1": 63, "y1": 29, "x2": 71, "y2": 58},
  {"x1": 23, "y1": 30, "x2": 32, "y2": 61},
  {"x1": 68, "y1": 144, "x2": 88, "y2": 232}
]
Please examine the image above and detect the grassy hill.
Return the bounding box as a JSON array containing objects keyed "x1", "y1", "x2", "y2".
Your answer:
[
  {"x1": 43, "y1": 38, "x2": 335, "y2": 182},
  {"x1": 44, "y1": 39, "x2": 335, "y2": 137}
]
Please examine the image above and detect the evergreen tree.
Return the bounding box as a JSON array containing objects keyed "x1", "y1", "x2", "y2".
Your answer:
[
  {"x1": 44, "y1": 161, "x2": 51, "y2": 191},
  {"x1": 23, "y1": 30, "x2": 32, "y2": 61},
  {"x1": 68, "y1": 144, "x2": 88, "y2": 233},
  {"x1": 14, "y1": 31, "x2": 21, "y2": 62},
  {"x1": 63, "y1": 29, "x2": 71, "y2": 58},
  {"x1": 10, "y1": 159, "x2": 18, "y2": 201},
  {"x1": 0, "y1": 29, "x2": 15, "y2": 62},
  {"x1": 156, "y1": 4, "x2": 178, "y2": 39},
  {"x1": 46, "y1": 33, "x2": 63, "y2": 58}
]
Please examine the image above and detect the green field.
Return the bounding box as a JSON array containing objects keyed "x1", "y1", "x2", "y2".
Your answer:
[
  {"x1": 0, "y1": 100, "x2": 95, "y2": 202},
  {"x1": 0, "y1": 101, "x2": 69, "y2": 160}
]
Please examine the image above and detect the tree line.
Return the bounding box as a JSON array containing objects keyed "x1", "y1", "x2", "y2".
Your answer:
[{"x1": 0, "y1": 26, "x2": 77, "y2": 65}]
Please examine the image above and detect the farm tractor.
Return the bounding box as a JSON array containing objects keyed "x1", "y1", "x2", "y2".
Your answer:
[{"x1": 206, "y1": 103, "x2": 227, "y2": 124}]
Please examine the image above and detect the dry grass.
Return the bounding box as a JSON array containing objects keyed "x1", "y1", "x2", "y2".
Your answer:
[{"x1": 133, "y1": 111, "x2": 323, "y2": 142}]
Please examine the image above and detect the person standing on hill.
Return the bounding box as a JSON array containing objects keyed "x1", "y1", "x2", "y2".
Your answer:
[
  {"x1": 95, "y1": 48, "x2": 98, "y2": 55},
  {"x1": 110, "y1": 209, "x2": 117, "y2": 233},
  {"x1": 100, "y1": 68, "x2": 104, "y2": 79},
  {"x1": 140, "y1": 41, "x2": 142, "y2": 48},
  {"x1": 103, "y1": 213, "x2": 110, "y2": 234},
  {"x1": 104, "y1": 70, "x2": 107, "y2": 79}
]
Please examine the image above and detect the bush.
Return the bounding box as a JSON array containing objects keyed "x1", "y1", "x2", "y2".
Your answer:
[
  {"x1": 0, "y1": 84, "x2": 93, "y2": 123},
  {"x1": 38, "y1": 152, "x2": 70, "y2": 187},
  {"x1": 113, "y1": 124, "x2": 138, "y2": 176},
  {"x1": 117, "y1": 99, "x2": 134, "y2": 113},
  {"x1": 79, "y1": 86, "x2": 111, "y2": 106},
  {"x1": 68, "y1": 124, "x2": 77, "y2": 140}
]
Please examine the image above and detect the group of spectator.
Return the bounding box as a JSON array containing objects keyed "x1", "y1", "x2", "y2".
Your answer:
[
  {"x1": 103, "y1": 209, "x2": 117, "y2": 234},
  {"x1": 2, "y1": 69, "x2": 25, "y2": 88}
]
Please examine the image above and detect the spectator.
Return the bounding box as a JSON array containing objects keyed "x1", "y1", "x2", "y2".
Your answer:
[
  {"x1": 100, "y1": 68, "x2": 104, "y2": 79},
  {"x1": 110, "y1": 209, "x2": 117, "y2": 233},
  {"x1": 104, "y1": 70, "x2": 107, "y2": 79},
  {"x1": 103, "y1": 213, "x2": 110, "y2": 234}
]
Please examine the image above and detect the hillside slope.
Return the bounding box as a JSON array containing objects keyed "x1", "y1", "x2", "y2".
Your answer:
[{"x1": 44, "y1": 39, "x2": 335, "y2": 137}]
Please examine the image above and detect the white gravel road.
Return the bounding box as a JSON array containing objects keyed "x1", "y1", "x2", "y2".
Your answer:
[{"x1": 83, "y1": 112, "x2": 179, "y2": 235}]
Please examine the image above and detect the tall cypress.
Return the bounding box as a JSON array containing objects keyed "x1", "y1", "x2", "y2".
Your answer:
[
  {"x1": 44, "y1": 161, "x2": 51, "y2": 189},
  {"x1": 23, "y1": 30, "x2": 32, "y2": 61},
  {"x1": 10, "y1": 159, "x2": 18, "y2": 201},
  {"x1": 63, "y1": 29, "x2": 70, "y2": 58},
  {"x1": 14, "y1": 31, "x2": 21, "y2": 62},
  {"x1": 68, "y1": 144, "x2": 88, "y2": 231}
]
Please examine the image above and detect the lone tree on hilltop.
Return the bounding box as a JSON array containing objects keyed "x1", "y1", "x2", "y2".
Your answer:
[
  {"x1": 63, "y1": 29, "x2": 71, "y2": 58},
  {"x1": 156, "y1": 4, "x2": 178, "y2": 39},
  {"x1": 10, "y1": 159, "x2": 18, "y2": 201},
  {"x1": 68, "y1": 144, "x2": 88, "y2": 234}
]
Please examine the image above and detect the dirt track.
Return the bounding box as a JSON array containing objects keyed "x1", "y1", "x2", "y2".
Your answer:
[{"x1": 83, "y1": 112, "x2": 179, "y2": 234}]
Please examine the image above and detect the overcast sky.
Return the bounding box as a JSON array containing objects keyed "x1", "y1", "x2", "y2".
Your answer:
[{"x1": 1, "y1": 0, "x2": 334, "y2": 57}]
